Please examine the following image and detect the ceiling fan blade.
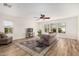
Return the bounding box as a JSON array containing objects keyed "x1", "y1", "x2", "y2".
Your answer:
[
  {"x1": 34, "y1": 17, "x2": 39, "y2": 18},
  {"x1": 35, "y1": 18, "x2": 40, "y2": 21}
]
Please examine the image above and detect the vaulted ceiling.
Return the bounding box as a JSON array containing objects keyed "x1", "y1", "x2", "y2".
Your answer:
[{"x1": 0, "y1": 3, "x2": 79, "y2": 19}]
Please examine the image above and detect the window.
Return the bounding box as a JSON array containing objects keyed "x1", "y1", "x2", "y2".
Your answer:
[
  {"x1": 4, "y1": 27, "x2": 13, "y2": 34},
  {"x1": 44, "y1": 24, "x2": 57, "y2": 33},
  {"x1": 38, "y1": 23, "x2": 66, "y2": 34},
  {"x1": 3, "y1": 20, "x2": 13, "y2": 34},
  {"x1": 58, "y1": 23, "x2": 66, "y2": 33}
]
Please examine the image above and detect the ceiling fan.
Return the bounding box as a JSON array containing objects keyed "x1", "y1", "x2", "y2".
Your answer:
[{"x1": 34, "y1": 14, "x2": 50, "y2": 20}]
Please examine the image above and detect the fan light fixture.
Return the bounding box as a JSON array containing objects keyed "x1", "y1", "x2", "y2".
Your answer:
[{"x1": 34, "y1": 14, "x2": 50, "y2": 21}]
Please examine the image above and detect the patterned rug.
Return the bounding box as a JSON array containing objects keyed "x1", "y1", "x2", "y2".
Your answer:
[{"x1": 16, "y1": 39, "x2": 57, "y2": 56}]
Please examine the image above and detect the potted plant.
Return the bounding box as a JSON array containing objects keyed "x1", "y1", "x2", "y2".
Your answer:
[{"x1": 37, "y1": 30, "x2": 42, "y2": 37}]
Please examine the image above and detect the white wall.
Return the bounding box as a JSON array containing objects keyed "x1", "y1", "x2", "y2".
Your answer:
[
  {"x1": 0, "y1": 16, "x2": 4, "y2": 32},
  {"x1": 36, "y1": 16, "x2": 78, "y2": 39},
  {"x1": 77, "y1": 16, "x2": 79, "y2": 40},
  {"x1": 0, "y1": 13, "x2": 78, "y2": 40},
  {"x1": 12, "y1": 19, "x2": 25, "y2": 40},
  {"x1": 21, "y1": 16, "x2": 78, "y2": 39},
  {"x1": 0, "y1": 3, "x2": 79, "y2": 40},
  {"x1": 0, "y1": 14, "x2": 25, "y2": 40},
  {"x1": 23, "y1": 17, "x2": 38, "y2": 36}
]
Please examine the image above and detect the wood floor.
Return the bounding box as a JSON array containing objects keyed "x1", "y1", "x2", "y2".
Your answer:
[{"x1": 0, "y1": 38, "x2": 79, "y2": 56}]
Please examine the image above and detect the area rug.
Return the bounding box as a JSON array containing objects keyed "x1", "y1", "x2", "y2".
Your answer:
[{"x1": 16, "y1": 39, "x2": 57, "y2": 56}]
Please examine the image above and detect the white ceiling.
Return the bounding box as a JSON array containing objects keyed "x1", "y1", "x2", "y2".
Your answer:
[{"x1": 0, "y1": 3, "x2": 79, "y2": 19}]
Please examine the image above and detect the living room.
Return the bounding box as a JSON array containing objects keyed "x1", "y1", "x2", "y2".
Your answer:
[{"x1": 0, "y1": 3, "x2": 79, "y2": 56}]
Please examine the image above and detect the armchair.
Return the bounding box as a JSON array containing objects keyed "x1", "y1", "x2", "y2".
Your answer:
[{"x1": 0, "y1": 32, "x2": 13, "y2": 45}]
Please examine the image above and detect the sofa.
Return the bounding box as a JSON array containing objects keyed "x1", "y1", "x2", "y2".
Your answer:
[
  {"x1": 0, "y1": 32, "x2": 12, "y2": 45},
  {"x1": 37, "y1": 33, "x2": 57, "y2": 47}
]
